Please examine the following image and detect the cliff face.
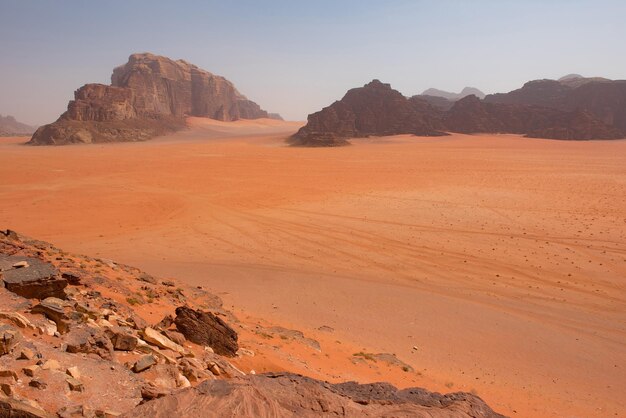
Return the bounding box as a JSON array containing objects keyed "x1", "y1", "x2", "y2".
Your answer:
[
  {"x1": 485, "y1": 78, "x2": 626, "y2": 133},
  {"x1": 28, "y1": 53, "x2": 273, "y2": 145},
  {"x1": 446, "y1": 95, "x2": 623, "y2": 140},
  {"x1": 290, "y1": 80, "x2": 447, "y2": 146},
  {"x1": 293, "y1": 78, "x2": 626, "y2": 146}
]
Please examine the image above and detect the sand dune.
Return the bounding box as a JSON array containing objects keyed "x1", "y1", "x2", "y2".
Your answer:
[{"x1": 1, "y1": 121, "x2": 625, "y2": 417}]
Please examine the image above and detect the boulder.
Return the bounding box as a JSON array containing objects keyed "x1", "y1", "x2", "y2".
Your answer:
[
  {"x1": 64, "y1": 326, "x2": 114, "y2": 360},
  {"x1": 0, "y1": 396, "x2": 54, "y2": 418},
  {"x1": 174, "y1": 307, "x2": 238, "y2": 357},
  {"x1": 142, "y1": 327, "x2": 186, "y2": 355},
  {"x1": 133, "y1": 355, "x2": 157, "y2": 373},
  {"x1": 0, "y1": 325, "x2": 21, "y2": 356},
  {"x1": 109, "y1": 329, "x2": 138, "y2": 351},
  {"x1": 1, "y1": 257, "x2": 67, "y2": 299},
  {"x1": 30, "y1": 298, "x2": 73, "y2": 333}
]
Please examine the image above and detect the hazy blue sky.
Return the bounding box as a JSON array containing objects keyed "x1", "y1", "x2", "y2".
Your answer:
[{"x1": 1, "y1": 0, "x2": 625, "y2": 125}]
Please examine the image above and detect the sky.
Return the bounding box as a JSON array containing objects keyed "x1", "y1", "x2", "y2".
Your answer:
[{"x1": 1, "y1": 0, "x2": 625, "y2": 125}]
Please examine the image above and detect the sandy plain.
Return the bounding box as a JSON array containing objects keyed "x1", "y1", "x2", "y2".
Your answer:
[{"x1": 1, "y1": 118, "x2": 625, "y2": 417}]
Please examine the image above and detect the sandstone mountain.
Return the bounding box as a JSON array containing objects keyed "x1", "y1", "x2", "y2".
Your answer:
[
  {"x1": 0, "y1": 115, "x2": 36, "y2": 136},
  {"x1": 484, "y1": 77, "x2": 626, "y2": 132},
  {"x1": 422, "y1": 86, "x2": 486, "y2": 101},
  {"x1": 293, "y1": 78, "x2": 625, "y2": 146},
  {"x1": 290, "y1": 80, "x2": 447, "y2": 146},
  {"x1": 28, "y1": 53, "x2": 275, "y2": 145}
]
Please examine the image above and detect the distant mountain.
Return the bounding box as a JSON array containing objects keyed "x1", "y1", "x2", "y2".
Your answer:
[
  {"x1": 485, "y1": 76, "x2": 626, "y2": 132},
  {"x1": 0, "y1": 115, "x2": 36, "y2": 136},
  {"x1": 421, "y1": 87, "x2": 485, "y2": 101},
  {"x1": 411, "y1": 95, "x2": 455, "y2": 111}
]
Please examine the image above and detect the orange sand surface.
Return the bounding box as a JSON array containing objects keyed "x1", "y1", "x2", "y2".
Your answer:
[{"x1": 1, "y1": 120, "x2": 625, "y2": 417}]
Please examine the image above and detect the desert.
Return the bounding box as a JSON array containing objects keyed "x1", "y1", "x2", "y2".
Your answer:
[{"x1": 1, "y1": 116, "x2": 625, "y2": 417}]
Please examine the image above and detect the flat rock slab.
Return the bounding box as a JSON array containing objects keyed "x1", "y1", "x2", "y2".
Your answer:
[{"x1": 0, "y1": 256, "x2": 66, "y2": 299}]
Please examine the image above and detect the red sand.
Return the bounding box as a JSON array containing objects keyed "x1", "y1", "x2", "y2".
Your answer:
[{"x1": 1, "y1": 119, "x2": 625, "y2": 417}]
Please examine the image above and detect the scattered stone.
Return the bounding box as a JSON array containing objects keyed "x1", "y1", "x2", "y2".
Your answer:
[
  {"x1": 0, "y1": 382, "x2": 13, "y2": 396},
  {"x1": 142, "y1": 327, "x2": 186, "y2": 355},
  {"x1": 12, "y1": 261, "x2": 29, "y2": 268},
  {"x1": 318, "y1": 325, "x2": 335, "y2": 333},
  {"x1": 110, "y1": 329, "x2": 138, "y2": 351},
  {"x1": 2, "y1": 257, "x2": 67, "y2": 299},
  {"x1": 94, "y1": 410, "x2": 121, "y2": 418},
  {"x1": 23, "y1": 365, "x2": 39, "y2": 377},
  {"x1": 66, "y1": 366, "x2": 81, "y2": 380},
  {"x1": 140, "y1": 382, "x2": 170, "y2": 401},
  {"x1": 138, "y1": 273, "x2": 157, "y2": 285},
  {"x1": 41, "y1": 359, "x2": 60, "y2": 371},
  {"x1": 0, "y1": 324, "x2": 21, "y2": 355},
  {"x1": 57, "y1": 404, "x2": 86, "y2": 418},
  {"x1": 161, "y1": 280, "x2": 175, "y2": 287},
  {"x1": 66, "y1": 376, "x2": 84, "y2": 392},
  {"x1": 208, "y1": 362, "x2": 221, "y2": 376},
  {"x1": 30, "y1": 298, "x2": 72, "y2": 334},
  {"x1": 18, "y1": 347, "x2": 35, "y2": 360},
  {"x1": 0, "y1": 369, "x2": 18, "y2": 381},
  {"x1": 29, "y1": 378, "x2": 47, "y2": 390},
  {"x1": 174, "y1": 307, "x2": 238, "y2": 357},
  {"x1": 64, "y1": 326, "x2": 113, "y2": 360},
  {"x1": 162, "y1": 330, "x2": 185, "y2": 346},
  {"x1": 133, "y1": 355, "x2": 157, "y2": 373},
  {"x1": 61, "y1": 271, "x2": 82, "y2": 285}
]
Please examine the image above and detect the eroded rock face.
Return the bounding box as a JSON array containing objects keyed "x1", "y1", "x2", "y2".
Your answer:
[
  {"x1": 290, "y1": 80, "x2": 447, "y2": 146},
  {"x1": 445, "y1": 95, "x2": 623, "y2": 140},
  {"x1": 126, "y1": 372, "x2": 506, "y2": 418},
  {"x1": 174, "y1": 307, "x2": 238, "y2": 357},
  {"x1": 294, "y1": 78, "x2": 626, "y2": 146},
  {"x1": 28, "y1": 53, "x2": 274, "y2": 145}
]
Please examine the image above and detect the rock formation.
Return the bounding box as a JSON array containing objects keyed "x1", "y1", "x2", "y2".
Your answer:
[
  {"x1": 293, "y1": 78, "x2": 625, "y2": 146},
  {"x1": 127, "y1": 372, "x2": 505, "y2": 418},
  {"x1": 0, "y1": 115, "x2": 35, "y2": 136},
  {"x1": 445, "y1": 95, "x2": 623, "y2": 140},
  {"x1": 290, "y1": 80, "x2": 447, "y2": 146},
  {"x1": 28, "y1": 53, "x2": 275, "y2": 145},
  {"x1": 484, "y1": 77, "x2": 626, "y2": 133}
]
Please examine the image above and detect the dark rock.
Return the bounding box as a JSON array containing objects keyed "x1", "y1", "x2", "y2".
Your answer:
[
  {"x1": 125, "y1": 372, "x2": 505, "y2": 418},
  {"x1": 174, "y1": 307, "x2": 238, "y2": 357},
  {"x1": 61, "y1": 271, "x2": 82, "y2": 286},
  {"x1": 109, "y1": 329, "x2": 138, "y2": 351},
  {"x1": 1, "y1": 257, "x2": 67, "y2": 299},
  {"x1": 29, "y1": 378, "x2": 47, "y2": 390},
  {"x1": 65, "y1": 326, "x2": 114, "y2": 360},
  {"x1": 133, "y1": 355, "x2": 157, "y2": 373},
  {"x1": 291, "y1": 80, "x2": 447, "y2": 146}
]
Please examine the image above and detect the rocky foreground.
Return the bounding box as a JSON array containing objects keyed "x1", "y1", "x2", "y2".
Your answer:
[
  {"x1": 291, "y1": 76, "x2": 626, "y2": 146},
  {"x1": 0, "y1": 230, "x2": 504, "y2": 417},
  {"x1": 28, "y1": 53, "x2": 278, "y2": 145}
]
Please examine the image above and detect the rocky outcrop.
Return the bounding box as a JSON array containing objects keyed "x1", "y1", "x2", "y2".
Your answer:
[
  {"x1": 126, "y1": 372, "x2": 505, "y2": 418},
  {"x1": 0, "y1": 115, "x2": 36, "y2": 136},
  {"x1": 446, "y1": 95, "x2": 623, "y2": 140},
  {"x1": 28, "y1": 53, "x2": 274, "y2": 145},
  {"x1": 0, "y1": 256, "x2": 67, "y2": 300},
  {"x1": 484, "y1": 77, "x2": 626, "y2": 133},
  {"x1": 174, "y1": 307, "x2": 238, "y2": 357},
  {"x1": 294, "y1": 79, "x2": 625, "y2": 146},
  {"x1": 290, "y1": 80, "x2": 447, "y2": 146}
]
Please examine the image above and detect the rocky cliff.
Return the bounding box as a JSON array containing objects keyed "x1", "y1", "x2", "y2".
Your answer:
[
  {"x1": 0, "y1": 115, "x2": 36, "y2": 136},
  {"x1": 293, "y1": 79, "x2": 625, "y2": 146},
  {"x1": 28, "y1": 53, "x2": 274, "y2": 145},
  {"x1": 290, "y1": 80, "x2": 447, "y2": 146},
  {"x1": 484, "y1": 77, "x2": 626, "y2": 133}
]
